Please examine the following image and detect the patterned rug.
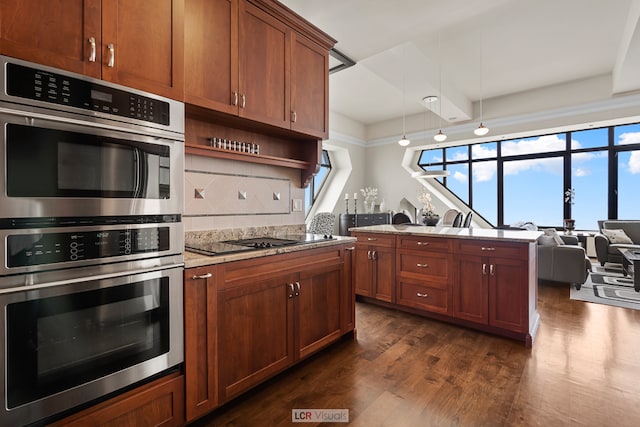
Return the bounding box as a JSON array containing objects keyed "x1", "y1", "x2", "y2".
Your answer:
[{"x1": 570, "y1": 264, "x2": 640, "y2": 310}]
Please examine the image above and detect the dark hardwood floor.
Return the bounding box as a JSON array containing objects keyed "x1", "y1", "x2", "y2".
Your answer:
[{"x1": 190, "y1": 282, "x2": 640, "y2": 426}]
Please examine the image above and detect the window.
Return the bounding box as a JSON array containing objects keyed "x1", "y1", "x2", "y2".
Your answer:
[
  {"x1": 304, "y1": 150, "x2": 331, "y2": 216},
  {"x1": 417, "y1": 122, "x2": 640, "y2": 230}
]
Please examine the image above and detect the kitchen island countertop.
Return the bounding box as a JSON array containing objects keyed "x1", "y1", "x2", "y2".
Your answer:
[{"x1": 349, "y1": 224, "x2": 542, "y2": 242}]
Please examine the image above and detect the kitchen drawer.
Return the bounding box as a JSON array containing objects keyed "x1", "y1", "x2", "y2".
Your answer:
[
  {"x1": 397, "y1": 235, "x2": 452, "y2": 251},
  {"x1": 397, "y1": 252, "x2": 450, "y2": 285},
  {"x1": 456, "y1": 240, "x2": 528, "y2": 259},
  {"x1": 397, "y1": 279, "x2": 451, "y2": 314},
  {"x1": 353, "y1": 233, "x2": 395, "y2": 248}
]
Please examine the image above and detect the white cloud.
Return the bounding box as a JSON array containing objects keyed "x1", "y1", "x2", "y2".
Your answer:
[
  {"x1": 618, "y1": 132, "x2": 640, "y2": 145},
  {"x1": 453, "y1": 170, "x2": 467, "y2": 182},
  {"x1": 503, "y1": 157, "x2": 563, "y2": 176},
  {"x1": 629, "y1": 151, "x2": 640, "y2": 174},
  {"x1": 502, "y1": 134, "x2": 565, "y2": 156},
  {"x1": 471, "y1": 144, "x2": 496, "y2": 159},
  {"x1": 473, "y1": 162, "x2": 496, "y2": 182},
  {"x1": 574, "y1": 168, "x2": 590, "y2": 177}
]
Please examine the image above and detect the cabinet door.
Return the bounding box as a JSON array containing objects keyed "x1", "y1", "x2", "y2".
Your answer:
[
  {"x1": 183, "y1": 266, "x2": 218, "y2": 421},
  {"x1": 489, "y1": 257, "x2": 528, "y2": 332},
  {"x1": 238, "y1": 1, "x2": 290, "y2": 128},
  {"x1": 297, "y1": 263, "x2": 343, "y2": 359},
  {"x1": 373, "y1": 246, "x2": 395, "y2": 302},
  {"x1": 454, "y1": 256, "x2": 489, "y2": 324},
  {"x1": 101, "y1": 0, "x2": 184, "y2": 99},
  {"x1": 354, "y1": 246, "x2": 373, "y2": 297},
  {"x1": 184, "y1": 0, "x2": 239, "y2": 113},
  {"x1": 217, "y1": 273, "x2": 296, "y2": 402},
  {"x1": 290, "y1": 32, "x2": 328, "y2": 139},
  {"x1": 0, "y1": 0, "x2": 102, "y2": 78}
]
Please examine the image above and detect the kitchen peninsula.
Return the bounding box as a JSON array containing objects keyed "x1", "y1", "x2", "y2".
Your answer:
[{"x1": 350, "y1": 224, "x2": 542, "y2": 347}]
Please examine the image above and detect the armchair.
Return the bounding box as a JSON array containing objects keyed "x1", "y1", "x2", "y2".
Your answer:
[
  {"x1": 538, "y1": 232, "x2": 591, "y2": 290},
  {"x1": 595, "y1": 220, "x2": 640, "y2": 265}
]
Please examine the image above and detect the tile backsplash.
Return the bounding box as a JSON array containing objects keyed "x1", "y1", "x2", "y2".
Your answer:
[{"x1": 183, "y1": 154, "x2": 306, "y2": 231}]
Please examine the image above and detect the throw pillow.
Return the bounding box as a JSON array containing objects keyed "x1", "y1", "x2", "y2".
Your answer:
[
  {"x1": 537, "y1": 235, "x2": 558, "y2": 246},
  {"x1": 602, "y1": 229, "x2": 634, "y2": 244},
  {"x1": 543, "y1": 228, "x2": 565, "y2": 245}
]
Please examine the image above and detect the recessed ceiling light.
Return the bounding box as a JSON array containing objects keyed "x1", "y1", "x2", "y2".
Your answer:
[{"x1": 423, "y1": 95, "x2": 438, "y2": 104}]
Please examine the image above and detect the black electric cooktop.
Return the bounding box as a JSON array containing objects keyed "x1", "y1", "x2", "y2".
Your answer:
[{"x1": 185, "y1": 234, "x2": 336, "y2": 256}]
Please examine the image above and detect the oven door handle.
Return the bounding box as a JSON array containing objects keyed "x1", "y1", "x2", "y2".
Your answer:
[{"x1": 1, "y1": 262, "x2": 185, "y2": 294}]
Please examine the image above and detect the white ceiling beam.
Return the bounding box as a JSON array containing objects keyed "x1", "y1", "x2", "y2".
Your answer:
[{"x1": 613, "y1": 0, "x2": 640, "y2": 94}]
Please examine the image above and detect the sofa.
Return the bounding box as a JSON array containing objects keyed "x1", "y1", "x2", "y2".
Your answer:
[
  {"x1": 538, "y1": 231, "x2": 591, "y2": 289},
  {"x1": 595, "y1": 220, "x2": 640, "y2": 266}
]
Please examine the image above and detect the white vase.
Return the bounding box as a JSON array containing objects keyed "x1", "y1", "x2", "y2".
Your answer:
[{"x1": 379, "y1": 198, "x2": 386, "y2": 212}]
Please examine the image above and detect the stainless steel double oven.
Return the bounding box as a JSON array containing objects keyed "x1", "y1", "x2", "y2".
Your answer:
[{"x1": 0, "y1": 56, "x2": 185, "y2": 426}]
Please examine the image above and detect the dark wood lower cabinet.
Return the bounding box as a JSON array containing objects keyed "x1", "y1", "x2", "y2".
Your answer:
[
  {"x1": 48, "y1": 373, "x2": 185, "y2": 427},
  {"x1": 185, "y1": 244, "x2": 355, "y2": 420},
  {"x1": 217, "y1": 272, "x2": 297, "y2": 401},
  {"x1": 355, "y1": 233, "x2": 538, "y2": 346}
]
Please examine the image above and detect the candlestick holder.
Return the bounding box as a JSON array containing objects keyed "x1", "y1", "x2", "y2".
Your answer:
[
  {"x1": 345, "y1": 198, "x2": 349, "y2": 214},
  {"x1": 354, "y1": 199, "x2": 357, "y2": 216}
]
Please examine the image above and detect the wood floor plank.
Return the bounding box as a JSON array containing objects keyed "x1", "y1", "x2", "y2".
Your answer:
[{"x1": 190, "y1": 282, "x2": 640, "y2": 426}]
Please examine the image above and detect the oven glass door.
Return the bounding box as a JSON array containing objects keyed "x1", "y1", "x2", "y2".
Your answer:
[
  {"x1": 6, "y1": 123, "x2": 170, "y2": 199},
  {"x1": 5, "y1": 275, "x2": 170, "y2": 409}
]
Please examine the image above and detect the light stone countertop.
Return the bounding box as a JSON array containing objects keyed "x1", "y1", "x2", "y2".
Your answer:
[
  {"x1": 349, "y1": 224, "x2": 543, "y2": 243},
  {"x1": 184, "y1": 235, "x2": 357, "y2": 269}
]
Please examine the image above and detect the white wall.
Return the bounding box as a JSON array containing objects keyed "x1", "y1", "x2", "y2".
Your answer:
[{"x1": 324, "y1": 88, "x2": 640, "y2": 227}]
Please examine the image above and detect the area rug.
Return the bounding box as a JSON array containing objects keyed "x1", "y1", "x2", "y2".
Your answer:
[{"x1": 570, "y1": 266, "x2": 640, "y2": 311}]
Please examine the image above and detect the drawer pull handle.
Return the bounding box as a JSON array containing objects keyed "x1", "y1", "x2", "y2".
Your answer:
[
  {"x1": 416, "y1": 263, "x2": 429, "y2": 268},
  {"x1": 367, "y1": 237, "x2": 378, "y2": 241},
  {"x1": 416, "y1": 292, "x2": 429, "y2": 298},
  {"x1": 88, "y1": 37, "x2": 96, "y2": 62},
  {"x1": 232, "y1": 91, "x2": 238, "y2": 106},
  {"x1": 107, "y1": 43, "x2": 115, "y2": 67},
  {"x1": 192, "y1": 272, "x2": 212, "y2": 280},
  {"x1": 416, "y1": 241, "x2": 429, "y2": 246},
  {"x1": 490, "y1": 265, "x2": 495, "y2": 276},
  {"x1": 482, "y1": 263, "x2": 487, "y2": 275},
  {"x1": 240, "y1": 93, "x2": 246, "y2": 108},
  {"x1": 288, "y1": 283, "x2": 295, "y2": 298},
  {"x1": 291, "y1": 110, "x2": 297, "y2": 123},
  {"x1": 345, "y1": 246, "x2": 355, "y2": 251},
  {"x1": 481, "y1": 247, "x2": 495, "y2": 251},
  {"x1": 295, "y1": 281, "x2": 301, "y2": 296}
]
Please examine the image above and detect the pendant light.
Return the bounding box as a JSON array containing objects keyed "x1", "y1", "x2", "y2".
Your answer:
[
  {"x1": 474, "y1": 31, "x2": 489, "y2": 136},
  {"x1": 434, "y1": 34, "x2": 447, "y2": 142},
  {"x1": 398, "y1": 46, "x2": 410, "y2": 146}
]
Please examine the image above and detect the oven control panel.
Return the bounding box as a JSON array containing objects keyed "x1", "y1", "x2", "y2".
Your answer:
[
  {"x1": 7, "y1": 227, "x2": 169, "y2": 267},
  {"x1": 6, "y1": 63, "x2": 170, "y2": 125}
]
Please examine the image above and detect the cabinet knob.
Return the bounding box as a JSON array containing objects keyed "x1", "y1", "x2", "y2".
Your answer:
[
  {"x1": 416, "y1": 263, "x2": 429, "y2": 268},
  {"x1": 416, "y1": 292, "x2": 429, "y2": 298},
  {"x1": 192, "y1": 272, "x2": 212, "y2": 280},
  {"x1": 107, "y1": 43, "x2": 115, "y2": 67},
  {"x1": 88, "y1": 37, "x2": 96, "y2": 62}
]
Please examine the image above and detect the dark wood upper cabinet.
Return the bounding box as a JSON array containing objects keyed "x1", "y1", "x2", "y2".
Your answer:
[
  {"x1": 184, "y1": 0, "x2": 334, "y2": 140},
  {"x1": 0, "y1": 0, "x2": 184, "y2": 100}
]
